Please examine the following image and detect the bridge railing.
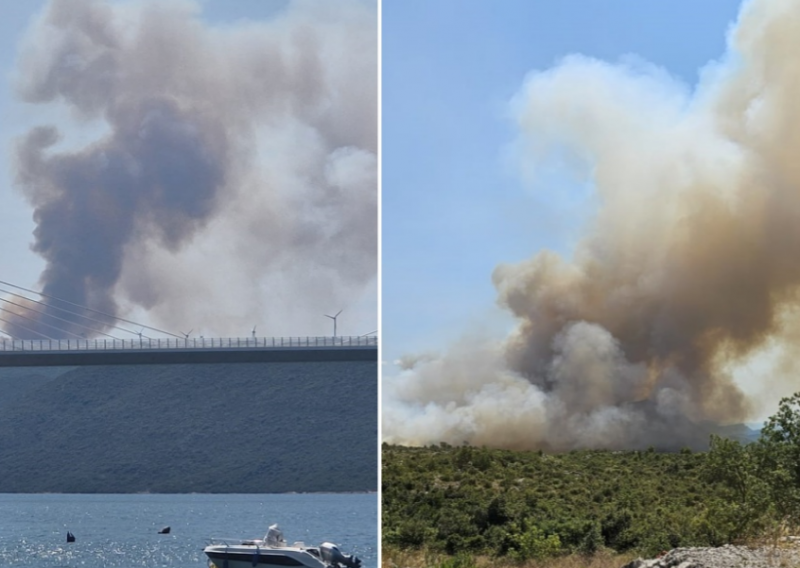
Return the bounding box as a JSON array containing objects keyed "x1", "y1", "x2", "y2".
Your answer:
[{"x1": 0, "y1": 335, "x2": 378, "y2": 352}]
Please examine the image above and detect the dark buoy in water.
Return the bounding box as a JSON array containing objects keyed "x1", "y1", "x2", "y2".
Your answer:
[
  {"x1": 66, "y1": 531, "x2": 75, "y2": 543},
  {"x1": 158, "y1": 526, "x2": 171, "y2": 534}
]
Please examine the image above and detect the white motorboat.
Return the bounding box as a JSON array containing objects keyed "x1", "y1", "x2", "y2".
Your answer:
[{"x1": 205, "y1": 524, "x2": 362, "y2": 568}]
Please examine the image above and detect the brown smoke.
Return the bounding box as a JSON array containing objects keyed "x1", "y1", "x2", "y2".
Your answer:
[
  {"x1": 8, "y1": 0, "x2": 376, "y2": 338},
  {"x1": 383, "y1": 0, "x2": 800, "y2": 450}
]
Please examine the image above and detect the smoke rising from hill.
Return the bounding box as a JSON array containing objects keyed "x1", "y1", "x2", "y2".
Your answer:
[
  {"x1": 8, "y1": 0, "x2": 376, "y2": 339},
  {"x1": 383, "y1": 0, "x2": 800, "y2": 450}
]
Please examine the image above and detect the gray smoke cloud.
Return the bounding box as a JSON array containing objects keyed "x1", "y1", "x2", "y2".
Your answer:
[
  {"x1": 7, "y1": 0, "x2": 376, "y2": 339},
  {"x1": 383, "y1": 0, "x2": 800, "y2": 451}
]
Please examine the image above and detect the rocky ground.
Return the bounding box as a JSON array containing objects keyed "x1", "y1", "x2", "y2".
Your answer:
[{"x1": 622, "y1": 542, "x2": 800, "y2": 568}]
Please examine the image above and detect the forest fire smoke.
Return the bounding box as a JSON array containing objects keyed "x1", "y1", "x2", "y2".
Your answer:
[
  {"x1": 383, "y1": 0, "x2": 800, "y2": 450},
  {"x1": 7, "y1": 0, "x2": 376, "y2": 338}
]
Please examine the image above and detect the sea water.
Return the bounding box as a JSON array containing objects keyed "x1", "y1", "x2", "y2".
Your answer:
[{"x1": 0, "y1": 493, "x2": 377, "y2": 568}]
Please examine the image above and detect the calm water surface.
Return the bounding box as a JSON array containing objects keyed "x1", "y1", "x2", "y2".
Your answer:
[{"x1": 0, "y1": 493, "x2": 377, "y2": 568}]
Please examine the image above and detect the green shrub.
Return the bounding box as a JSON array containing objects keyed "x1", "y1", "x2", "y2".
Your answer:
[{"x1": 504, "y1": 521, "x2": 562, "y2": 561}]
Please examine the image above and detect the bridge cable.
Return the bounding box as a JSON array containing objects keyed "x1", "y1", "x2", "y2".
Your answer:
[
  {"x1": 0, "y1": 279, "x2": 183, "y2": 339},
  {"x1": 0, "y1": 286, "x2": 138, "y2": 337},
  {"x1": 0, "y1": 306, "x2": 86, "y2": 340},
  {"x1": 0, "y1": 315, "x2": 54, "y2": 340},
  {"x1": 0, "y1": 296, "x2": 122, "y2": 341}
]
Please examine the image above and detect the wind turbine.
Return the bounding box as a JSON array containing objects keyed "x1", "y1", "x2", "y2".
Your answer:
[
  {"x1": 251, "y1": 325, "x2": 257, "y2": 339},
  {"x1": 181, "y1": 329, "x2": 193, "y2": 345},
  {"x1": 324, "y1": 310, "x2": 342, "y2": 338}
]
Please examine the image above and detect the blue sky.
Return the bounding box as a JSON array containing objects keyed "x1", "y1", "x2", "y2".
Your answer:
[
  {"x1": 0, "y1": 2, "x2": 47, "y2": 289},
  {"x1": 381, "y1": 0, "x2": 744, "y2": 367}
]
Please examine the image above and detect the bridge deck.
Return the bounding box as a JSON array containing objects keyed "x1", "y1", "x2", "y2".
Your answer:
[{"x1": 0, "y1": 336, "x2": 377, "y2": 366}]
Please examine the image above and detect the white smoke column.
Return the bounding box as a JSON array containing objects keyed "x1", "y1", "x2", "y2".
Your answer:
[
  {"x1": 384, "y1": 0, "x2": 800, "y2": 450},
  {"x1": 10, "y1": 0, "x2": 376, "y2": 338}
]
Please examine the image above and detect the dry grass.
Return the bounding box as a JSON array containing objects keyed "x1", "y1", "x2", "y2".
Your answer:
[
  {"x1": 741, "y1": 521, "x2": 799, "y2": 550},
  {"x1": 381, "y1": 546, "x2": 638, "y2": 568}
]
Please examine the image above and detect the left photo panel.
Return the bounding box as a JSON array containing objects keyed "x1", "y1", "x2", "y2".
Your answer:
[{"x1": 0, "y1": 1, "x2": 378, "y2": 566}]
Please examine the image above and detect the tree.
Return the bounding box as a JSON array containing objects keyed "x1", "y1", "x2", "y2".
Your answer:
[
  {"x1": 754, "y1": 392, "x2": 800, "y2": 523},
  {"x1": 704, "y1": 435, "x2": 772, "y2": 540}
]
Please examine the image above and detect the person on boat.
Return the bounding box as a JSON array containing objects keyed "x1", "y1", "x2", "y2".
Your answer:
[{"x1": 265, "y1": 524, "x2": 286, "y2": 547}]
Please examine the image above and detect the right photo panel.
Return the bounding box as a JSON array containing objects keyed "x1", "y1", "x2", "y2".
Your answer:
[{"x1": 382, "y1": 0, "x2": 800, "y2": 566}]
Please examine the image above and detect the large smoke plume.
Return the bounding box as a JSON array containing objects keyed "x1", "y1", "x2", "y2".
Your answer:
[
  {"x1": 383, "y1": 0, "x2": 800, "y2": 451},
  {"x1": 7, "y1": 0, "x2": 376, "y2": 339}
]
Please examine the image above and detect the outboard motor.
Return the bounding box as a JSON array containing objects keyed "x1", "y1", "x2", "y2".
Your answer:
[{"x1": 319, "y1": 542, "x2": 362, "y2": 568}]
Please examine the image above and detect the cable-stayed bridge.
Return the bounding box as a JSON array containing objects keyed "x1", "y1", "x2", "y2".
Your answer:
[{"x1": 0, "y1": 280, "x2": 377, "y2": 366}]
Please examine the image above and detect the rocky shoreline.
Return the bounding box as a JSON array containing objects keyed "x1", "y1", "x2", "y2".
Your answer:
[{"x1": 622, "y1": 543, "x2": 800, "y2": 568}]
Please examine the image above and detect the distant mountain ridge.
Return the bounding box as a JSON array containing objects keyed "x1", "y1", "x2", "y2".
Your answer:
[
  {"x1": 0, "y1": 361, "x2": 377, "y2": 493},
  {"x1": 709, "y1": 422, "x2": 761, "y2": 445}
]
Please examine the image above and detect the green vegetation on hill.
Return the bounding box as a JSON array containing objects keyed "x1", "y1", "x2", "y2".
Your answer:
[
  {"x1": 382, "y1": 393, "x2": 800, "y2": 561},
  {"x1": 383, "y1": 444, "x2": 721, "y2": 559},
  {"x1": 0, "y1": 361, "x2": 377, "y2": 493}
]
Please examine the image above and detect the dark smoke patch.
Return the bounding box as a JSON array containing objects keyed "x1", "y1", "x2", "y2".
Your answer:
[{"x1": 12, "y1": 96, "x2": 228, "y2": 338}]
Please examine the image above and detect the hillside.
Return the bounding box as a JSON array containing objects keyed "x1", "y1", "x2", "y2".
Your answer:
[
  {"x1": 383, "y1": 394, "x2": 800, "y2": 566},
  {"x1": 0, "y1": 361, "x2": 377, "y2": 493},
  {"x1": 382, "y1": 444, "x2": 732, "y2": 558}
]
